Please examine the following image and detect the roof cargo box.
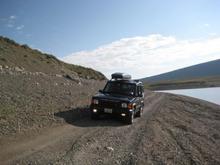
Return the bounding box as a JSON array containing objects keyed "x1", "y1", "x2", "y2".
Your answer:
[{"x1": 111, "y1": 72, "x2": 131, "y2": 80}]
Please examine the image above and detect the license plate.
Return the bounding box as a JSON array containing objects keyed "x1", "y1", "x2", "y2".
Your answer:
[{"x1": 104, "y1": 108, "x2": 112, "y2": 113}]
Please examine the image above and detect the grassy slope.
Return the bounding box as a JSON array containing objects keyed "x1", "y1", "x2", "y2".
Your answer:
[
  {"x1": 142, "y1": 59, "x2": 220, "y2": 90},
  {"x1": 0, "y1": 36, "x2": 106, "y2": 80},
  {"x1": 142, "y1": 59, "x2": 220, "y2": 83}
]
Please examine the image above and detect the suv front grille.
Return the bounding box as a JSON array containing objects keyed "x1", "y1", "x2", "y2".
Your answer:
[{"x1": 99, "y1": 99, "x2": 120, "y2": 109}]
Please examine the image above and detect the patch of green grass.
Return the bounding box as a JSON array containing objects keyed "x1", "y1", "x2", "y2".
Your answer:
[
  {"x1": 0, "y1": 57, "x2": 6, "y2": 62},
  {"x1": 21, "y1": 44, "x2": 30, "y2": 49},
  {"x1": 0, "y1": 105, "x2": 16, "y2": 119},
  {"x1": 0, "y1": 36, "x2": 19, "y2": 46}
]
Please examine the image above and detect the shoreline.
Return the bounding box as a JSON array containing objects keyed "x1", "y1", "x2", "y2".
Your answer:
[{"x1": 144, "y1": 76, "x2": 220, "y2": 91}]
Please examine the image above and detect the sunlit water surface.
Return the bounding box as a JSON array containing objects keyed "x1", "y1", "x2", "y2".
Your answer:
[{"x1": 158, "y1": 87, "x2": 220, "y2": 105}]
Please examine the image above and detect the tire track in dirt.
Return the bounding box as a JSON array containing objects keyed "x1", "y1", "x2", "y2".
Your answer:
[
  {"x1": 0, "y1": 124, "x2": 93, "y2": 164},
  {"x1": 59, "y1": 93, "x2": 165, "y2": 165},
  {"x1": 1, "y1": 91, "x2": 220, "y2": 165}
]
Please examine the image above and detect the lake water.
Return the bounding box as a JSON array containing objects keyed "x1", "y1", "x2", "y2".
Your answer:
[{"x1": 158, "y1": 87, "x2": 220, "y2": 105}]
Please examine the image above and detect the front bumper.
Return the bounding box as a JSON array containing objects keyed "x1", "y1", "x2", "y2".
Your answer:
[{"x1": 90, "y1": 105, "x2": 132, "y2": 117}]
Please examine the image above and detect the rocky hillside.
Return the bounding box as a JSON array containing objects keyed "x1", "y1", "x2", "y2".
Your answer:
[
  {"x1": 0, "y1": 36, "x2": 106, "y2": 80},
  {"x1": 0, "y1": 36, "x2": 106, "y2": 136}
]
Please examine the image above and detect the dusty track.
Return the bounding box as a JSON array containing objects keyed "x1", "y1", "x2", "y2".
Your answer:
[{"x1": 0, "y1": 91, "x2": 220, "y2": 165}]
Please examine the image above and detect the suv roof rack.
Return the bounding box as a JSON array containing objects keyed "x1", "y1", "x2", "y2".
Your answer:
[{"x1": 111, "y1": 72, "x2": 131, "y2": 80}]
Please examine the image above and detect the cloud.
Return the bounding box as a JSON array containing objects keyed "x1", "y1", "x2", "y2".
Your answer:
[
  {"x1": 209, "y1": 33, "x2": 217, "y2": 36},
  {"x1": 7, "y1": 24, "x2": 14, "y2": 28},
  {"x1": 1, "y1": 15, "x2": 17, "y2": 29},
  {"x1": 16, "y1": 25, "x2": 24, "y2": 30},
  {"x1": 62, "y1": 34, "x2": 220, "y2": 79},
  {"x1": 204, "y1": 23, "x2": 210, "y2": 27},
  {"x1": 9, "y1": 15, "x2": 16, "y2": 20}
]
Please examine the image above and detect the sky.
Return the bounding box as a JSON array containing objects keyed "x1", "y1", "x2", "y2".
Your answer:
[{"x1": 1, "y1": 0, "x2": 220, "y2": 78}]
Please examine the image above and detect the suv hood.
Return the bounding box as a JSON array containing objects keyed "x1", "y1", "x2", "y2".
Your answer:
[{"x1": 93, "y1": 92, "x2": 135, "y2": 102}]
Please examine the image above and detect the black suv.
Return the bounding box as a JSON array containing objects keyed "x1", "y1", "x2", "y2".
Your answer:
[{"x1": 90, "y1": 73, "x2": 144, "y2": 124}]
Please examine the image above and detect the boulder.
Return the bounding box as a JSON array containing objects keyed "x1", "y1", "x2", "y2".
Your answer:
[
  {"x1": 64, "y1": 74, "x2": 80, "y2": 83},
  {"x1": 14, "y1": 66, "x2": 24, "y2": 72},
  {"x1": 105, "y1": 146, "x2": 114, "y2": 152}
]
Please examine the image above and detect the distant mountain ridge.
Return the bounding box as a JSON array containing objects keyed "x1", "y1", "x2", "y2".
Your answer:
[{"x1": 141, "y1": 59, "x2": 220, "y2": 83}]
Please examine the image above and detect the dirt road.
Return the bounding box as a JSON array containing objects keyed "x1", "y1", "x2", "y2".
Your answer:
[{"x1": 0, "y1": 91, "x2": 220, "y2": 165}]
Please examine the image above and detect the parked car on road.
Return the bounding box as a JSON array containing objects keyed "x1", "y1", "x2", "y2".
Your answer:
[{"x1": 90, "y1": 73, "x2": 144, "y2": 124}]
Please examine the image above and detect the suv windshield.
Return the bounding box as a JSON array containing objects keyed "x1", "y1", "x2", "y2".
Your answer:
[{"x1": 103, "y1": 81, "x2": 136, "y2": 96}]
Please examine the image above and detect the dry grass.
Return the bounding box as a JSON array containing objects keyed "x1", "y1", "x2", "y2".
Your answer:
[{"x1": 0, "y1": 36, "x2": 106, "y2": 80}]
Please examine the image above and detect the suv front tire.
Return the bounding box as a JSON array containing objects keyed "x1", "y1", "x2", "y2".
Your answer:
[
  {"x1": 124, "y1": 111, "x2": 134, "y2": 124},
  {"x1": 136, "y1": 107, "x2": 143, "y2": 117}
]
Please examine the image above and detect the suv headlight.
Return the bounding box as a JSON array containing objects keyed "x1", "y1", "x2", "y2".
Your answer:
[
  {"x1": 92, "y1": 99, "x2": 99, "y2": 104},
  {"x1": 121, "y1": 103, "x2": 127, "y2": 108}
]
